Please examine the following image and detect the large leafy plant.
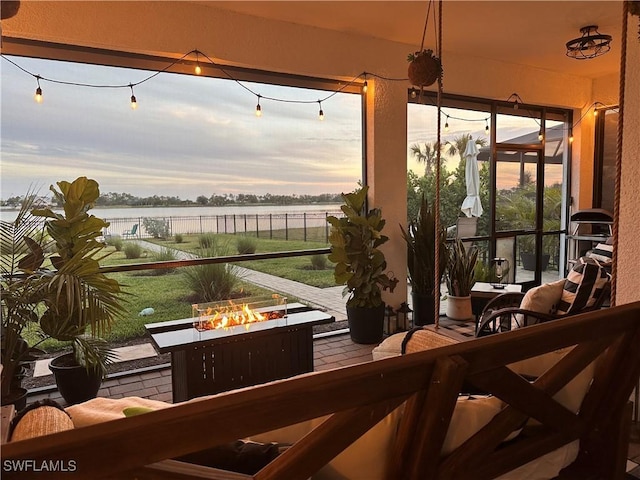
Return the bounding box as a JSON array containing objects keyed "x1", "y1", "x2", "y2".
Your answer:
[
  {"x1": 400, "y1": 195, "x2": 447, "y2": 296},
  {"x1": 31, "y1": 177, "x2": 124, "y2": 375},
  {"x1": 327, "y1": 185, "x2": 398, "y2": 308}
]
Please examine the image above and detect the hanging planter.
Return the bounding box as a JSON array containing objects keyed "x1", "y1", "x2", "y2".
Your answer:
[
  {"x1": 1, "y1": 1, "x2": 20, "y2": 19},
  {"x1": 407, "y1": 49, "x2": 442, "y2": 88}
]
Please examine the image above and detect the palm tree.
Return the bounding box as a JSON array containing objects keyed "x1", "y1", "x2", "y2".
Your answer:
[
  {"x1": 445, "y1": 133, "x2": 488, "y2": 162},
  {"x1": 410, "y1": 141, "x2": 444, "y2": 176}
]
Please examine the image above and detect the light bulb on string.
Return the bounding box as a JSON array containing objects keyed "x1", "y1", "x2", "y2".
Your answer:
[
  {"x1": 34, "y1": 76, "x2": 43, "y2": 103},
  {"x1": 569, "y1": 127, "x2": 574, "y2": 143},
  {"x1": 444, "y1": 115, "x2": 449, "y2": 132},
  {"x1": 363, "y1": 80, "x2": 368, "y2": 94},
  {"x1": 538, "y1": 129, "x2": 544, "y2": 141},
  {"x1": 410, "y1": 88, "x2": 417, "y2": 99},
  {"x1": 194, "y1": 51, "x2": 202, "y2": 75},
  {"x1": 129, "y1": 84, "x2": 137, "y2": 110},
  {"x1": 255, "y1": 95, "x2": 262, "y2": 117},
  {"x1": 485, "y1": 119, "x2": 490, "y2": 134},
  {"x1": 318, "y1": 101, "x2": 324, "y2": 121}
]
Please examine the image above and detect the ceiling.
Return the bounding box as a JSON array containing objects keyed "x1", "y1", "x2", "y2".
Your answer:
[{"x1": 201, "y1": 1, "x2": 623, "y2": 79}]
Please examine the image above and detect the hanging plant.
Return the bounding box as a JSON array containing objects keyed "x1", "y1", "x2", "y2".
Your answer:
[
  {"x1": 407, "y1": 49, "x2": 442, "y2": 88},
  {"x1": 629, "y1": 1, "x2": 640, "y2": 41},
  {"x1": 1, "y1": 1, "x2": 20, "y2": 19}
]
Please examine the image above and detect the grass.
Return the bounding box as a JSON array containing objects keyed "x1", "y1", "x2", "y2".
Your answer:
[
  {"x1": 148, "y1": 233, "x2": 334, "y2": 287},
  {"x1": 17, "y1": 232, "x2": 333, "y2": 350},
  {"x1": 19, "y1": 244, "x2": 281, "y2": 352}
]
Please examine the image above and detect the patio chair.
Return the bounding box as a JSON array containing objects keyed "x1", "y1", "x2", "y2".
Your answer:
[
  {"x1": 122, "y1": 223, "x2": 138, "y2": 238},
  {"x1": 476, "y1": 258, "x2": 611, "y2": 337}
]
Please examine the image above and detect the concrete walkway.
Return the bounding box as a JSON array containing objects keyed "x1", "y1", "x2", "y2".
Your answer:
[{"x1": 136, "y1": 240, "x2": 348, "y2": 321}]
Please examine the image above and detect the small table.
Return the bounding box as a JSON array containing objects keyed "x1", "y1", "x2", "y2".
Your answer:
[{"x1": 471, "y1": 282, "x2": 522, "y2": 325}]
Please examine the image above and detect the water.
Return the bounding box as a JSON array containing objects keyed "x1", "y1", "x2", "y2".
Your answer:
[
  {"x1": 0, "y1": 204, "x2": 341, "y2": 222},
  {"x1": 0, "y1": 204, "x2": 342, "y2": 238}
]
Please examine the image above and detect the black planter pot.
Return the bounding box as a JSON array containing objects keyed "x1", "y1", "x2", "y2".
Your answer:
[
  {"x1": 411, "y1": 291, "x2": 436, "y2": 326},
  {"x1": 521, "y1": 253, "x2": 550, "y2": 271},
  {"x1": 1, "y1": 387, "x2": 28, "y2": 411},
  {"x1": 346, "y1": 304, "x2": 385, "y2": 344},
  {"x1": 49, "y1": 353, "x2": 102, "y2": 405}
]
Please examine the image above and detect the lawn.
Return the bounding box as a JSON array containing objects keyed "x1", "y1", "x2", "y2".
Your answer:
[
  {"x1": 148, "y1": 233, "x2": 335, "y2": 288},
  {"x1": 21, "y1": 243, "x2": 287, "y2": 352}
]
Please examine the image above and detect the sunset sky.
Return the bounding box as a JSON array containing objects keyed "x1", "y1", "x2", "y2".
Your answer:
[
  {"x1": 1, "y1": 55, "x2": 562, "y2": 201},
  {"x1": 1, "y1": 55, "x2": 363, "y2": 200}
]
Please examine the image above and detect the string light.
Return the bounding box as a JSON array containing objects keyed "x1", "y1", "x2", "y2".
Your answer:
[
  {"x1": 485, "y1": 119, "x2": 490, "y2": 134},
  {"x1": 507, "y1": 93, "x2": 523, "y2": 110},
  {"x1": 129, "y1": 84, "x2": 137, "y2": 110},
  {"x1": 538, "y1": 129, "x2": 544, "y2": 141},
  {"x1": 34, "y1": 76, "x2": 43, "y2": 103},
  {"x1": 255, "y1": 95, "x2": 262, "y2": 117},
  {"x1": 444, "y1": 115, "x2": 449, "y2": 132},
  {"x1": 318, "y1": 101, "x2": 324, "y2": 121},
  {"x1": 2, "y1": 50, "x2": 613, "y2": 138},
  {"x1": 194, "y1": 50, "x2": 202, "y2": 75}
]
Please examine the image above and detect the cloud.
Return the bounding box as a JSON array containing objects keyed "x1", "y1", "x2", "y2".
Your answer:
[{"x1": 1, "y1": 55, "x2": 362, "y2": 200}]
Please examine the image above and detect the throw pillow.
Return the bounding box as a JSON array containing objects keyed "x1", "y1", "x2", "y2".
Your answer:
[
  {"x1": 519, "y1": 279, "x2": 566, "y2": 316},
  {"x1": 556, "y1": 258, "x2": 609, "y2": 315},
  {"x1": 586, "y1": 242, "x2": 613, "y2": 263},
  {"x1": 9, "y1": 399, "x2": 74, "y2": 442}
]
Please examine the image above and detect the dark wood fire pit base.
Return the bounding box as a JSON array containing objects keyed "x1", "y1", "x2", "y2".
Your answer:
[{"x1": 146, "y1": 304, "x2": 334, "y2": 402}]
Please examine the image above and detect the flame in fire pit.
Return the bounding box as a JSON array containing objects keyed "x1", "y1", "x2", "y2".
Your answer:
[{"x1": 194, "y1": 300, "x2": 285, "y2": 332}]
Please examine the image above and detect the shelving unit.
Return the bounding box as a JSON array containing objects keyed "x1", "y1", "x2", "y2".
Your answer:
[{"x1": 566, "y1": 209, "x2": 613, "y2": 274}]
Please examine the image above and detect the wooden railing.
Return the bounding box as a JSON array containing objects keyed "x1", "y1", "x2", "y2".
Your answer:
[{"x1": 3, "y1": 302, "x2": 640, "y2": 479}]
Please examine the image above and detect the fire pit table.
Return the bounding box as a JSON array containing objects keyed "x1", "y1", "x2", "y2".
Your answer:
[{"x1": 145, "y1": 297, "x2": 334, "y2": 402}]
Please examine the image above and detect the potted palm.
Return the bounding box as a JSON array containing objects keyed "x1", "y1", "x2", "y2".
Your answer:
[
  {"x1": 400, "y1": 195, "x2": 447, "y2": 325},
  {"x1": 31, "y1": 177, "x2": 124, "y2": 404},
  {"x1": 445, "y1": 239, "x2": 478, "y2": 320},
  {"x1": 327, "y1": 185, "x2": 398, "y2": 344},
  {"x1": 1, "y1": 190, "x2": 48, "y2": 409}
]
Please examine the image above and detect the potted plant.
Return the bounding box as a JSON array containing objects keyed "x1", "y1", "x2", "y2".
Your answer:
[
  {"x1": 407, "y1": 49, "x2": 442, "y2": 88},
  {"x1": 400, "y1": 195, "x2": 447, "y2": 325},
  {"x1": 1, "y1": 190, "x2": 48, "y2": 409},
  {"x1": 327, "y1": 185, "x2": 398, "y2": 344},
  {"x1": 31, "y1": 177, "x2": 124, "y2": 404},
  {"x1": 445, "y1": 239, "x2": 478, "y2": 321}
]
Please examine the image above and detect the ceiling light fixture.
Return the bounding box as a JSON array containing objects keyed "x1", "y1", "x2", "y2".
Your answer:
[{"x1": 566, "y1": 25, "x2": 612, "y2": 60}]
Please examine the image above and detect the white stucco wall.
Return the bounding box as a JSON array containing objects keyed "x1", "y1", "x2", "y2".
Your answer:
[
  {"x1": 616, "y1": 13, "x2": 640, "y2": 305},
  {"x1": 3, "y1": 0, "x2": 621, "y2": 307}
]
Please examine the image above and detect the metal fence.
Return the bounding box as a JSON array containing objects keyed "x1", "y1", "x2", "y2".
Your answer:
[{"x1": 103, "y1": 212, "x2": 342, "y2": 243}]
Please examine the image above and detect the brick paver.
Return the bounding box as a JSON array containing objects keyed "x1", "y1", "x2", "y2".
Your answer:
[{"x1": 27, "y1": 333, "x2": 375, "y2": 406}]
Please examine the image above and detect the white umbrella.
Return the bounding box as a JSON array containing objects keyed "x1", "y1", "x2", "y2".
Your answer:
[{"x1": 460, "y1": 140, "x2": 483, "y2": 218}]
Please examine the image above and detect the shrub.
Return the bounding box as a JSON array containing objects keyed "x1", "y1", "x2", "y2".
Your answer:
[
  {"x1": 183, "y1": 240, "x2": 240, "y2": 302},
  {"x1": 123, "y1": 242, "x2": 143, "y2": 259},
  {"x1": 151, "y1": 247, "x2": 177, "y2": 275},
  {"x1": 174, "y1": 233, "x2": 184, "y2": 244},
  {"x1": 236, "y1": 236, "x2": 257, "y2": 255},
  {"x1": 142, "y1": 217, "x2": 170, "y2": 239},
  {"x1": 309, "y1": 254, "x2": 327, "y2": 270},
  {"x1": 108, "y1": 236, "x2": 123, "y2": 251},
  {"x1": 199, "y1": 233, "x2": 217, "y2": 249}
]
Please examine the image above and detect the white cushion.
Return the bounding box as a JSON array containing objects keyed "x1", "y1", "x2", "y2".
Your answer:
[
  {"x1": 519, "y1": 280, "x2": 566, "y2": 315},
  {"x1": 371, "y1": 332, "x2": 406, "y2": 360},
  {"x1": 509, "y1": 347, "x2": 595, "y2": 414}
]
